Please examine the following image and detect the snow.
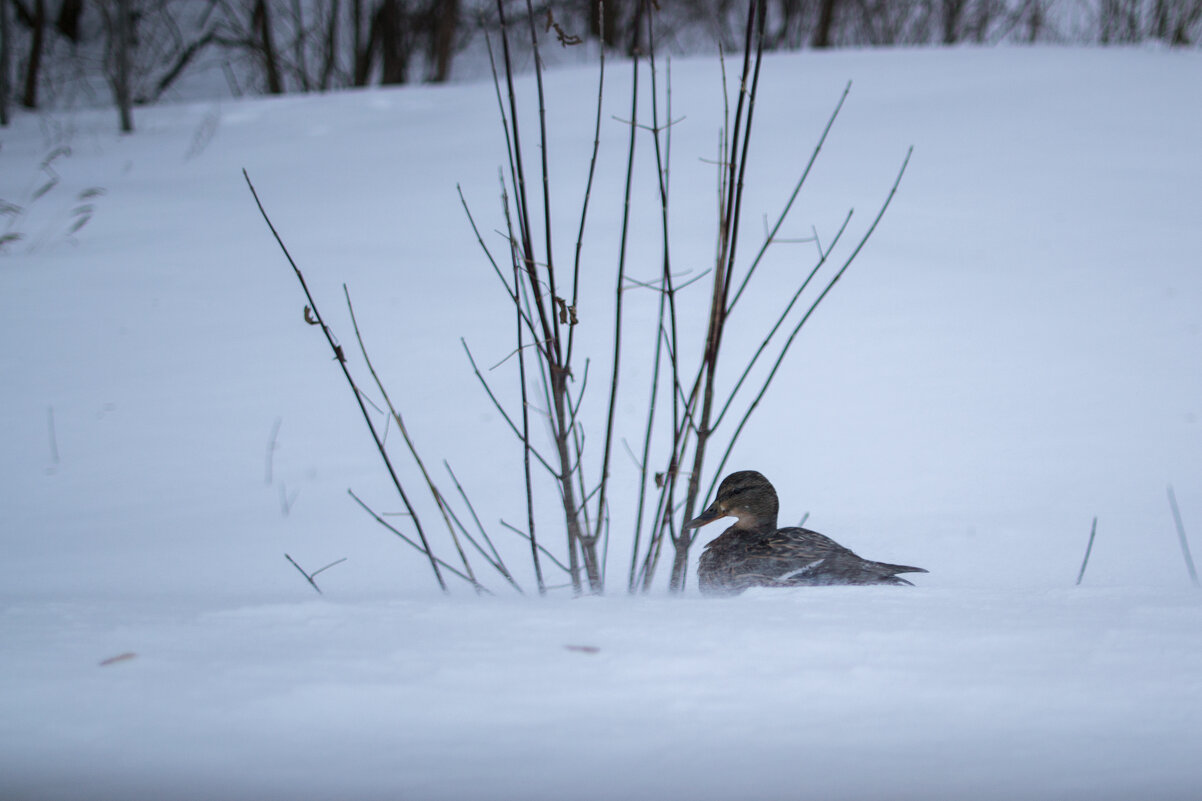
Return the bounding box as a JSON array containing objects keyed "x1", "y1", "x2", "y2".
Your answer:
[{"x1": 2, "y1": 45, "x2": 1202, "y2": 799}]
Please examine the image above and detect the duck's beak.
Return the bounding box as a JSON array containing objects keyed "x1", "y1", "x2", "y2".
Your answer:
[{"x1": 684, "y1": 500, "x2": 724, "y2": 529}]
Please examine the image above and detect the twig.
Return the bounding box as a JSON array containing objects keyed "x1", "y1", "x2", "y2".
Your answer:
[
  {"x1": 457, "y1": 185, "x2": 513, "y2": 303},
  {"x1": 441, "y1": 494, "x2": 524, "y2": 594},
  {"x1": 348, "y1": 489, "x2": 488, "y2": 592},
  {"x1": 592, "y1": 12, "x2": 640, "y2": 548},
  {"x1": 629, "y1": 2, "x2": 682, "y2": 592},
  {"x1": 523, "y1": 0, "x2": 562, "y2": 361},
  {"x1": 726, "y1": 81, "x2": 851, "y2": 315},
  {"x1": 344, "y1": 284, "x2": 479, "y2": 590},
  {"x1": 664, "y1": 0, "x2": 768, "y2": 592},
  {"x1": 265, "y1": 416, "x2": 282, "y2": 485},
  {"x1": 461, "y1": 338, "x2": 557, "y2": 476},
  {"x1": 279, "y1": 483, "x2": 298, "y2": 516},
  {"x1": 489, "y1": 340, "x2": 552, "y2": 371},
  {"x1": 1076, "y1": 516, "x2": 1098, "y2": 586},
  {"x1": 500, "y1": 519, "x2": 572, "y2": 574},
  {"x1": 623, "y1": 268, "x2": 711, "y2": 293},
  {"x1": 514, "y1": 256, "x2": 546, "y2": 595},
  {"x1": 244, "y1": 169, "x2": 447, "y2": 592},
  {"x1": 284, "y1": 553, "x2": 345, "y2": 595},
  {"x1": 1167, "y1": 485, "x2": 1199, "y2": 587},
  {"x1": 703, "y1": 145, "x2": 914, "y2": 506},
  {"x1": 711, "y1": 209, "x2": 853, "y2": 431},
  {"x1": 444, "y1": 460, "x2": 522, "y2": 593},
  {"x1": 491, "y1": 2, "x2": 557, "y2": 362},
  {"x1": 310, "y1": 557, "x2": 347, "y2": 577},
  {"x1": 565, "y1": 0, "x2": 606, "y2": 369},
  {"x1": 46, "y1": 405, "x2": 60, "y2": 465}
]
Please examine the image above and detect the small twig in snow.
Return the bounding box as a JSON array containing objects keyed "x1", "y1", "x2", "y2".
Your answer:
[
  {"x1": 46, "y1": 405, "x2": 60, "y2": 467},
  {"x1": 265, "y1": 416, "x2": 282, "y2": 485},
  {"x1": 1167, "y1": 486, "x2": 1198, "y2": 587},
  {"x1": 284, "y1": 553, "x2": 345, "y2": 595},
  {"x1": 279, "y1": 483, "x2": 298, "y2": 517},
  {"x1": 1076, "y1": 516, "x2": 1098, "y2": 586}
]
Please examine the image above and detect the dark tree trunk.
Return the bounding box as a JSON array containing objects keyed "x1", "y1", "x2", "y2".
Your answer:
[
  {"x1": 1169, "y1": 1, "x2": 1201, "y2": 45},
  {"x1": 290, "y1": 0, "x2": 310, "y2": 91},
  {"x1": 941, "y1": 0, "x2": 965, "y2": 43},
  {"x1": 373, "y1": 0, "x2": 408, "y2": 85},
  {"x1": 352, "y1": 0, "x2": 372, "y2": 85},
  {"x1": 1026, "y1": 0, "x2": 1043, "y2": 43},
  {"x1": 772, "y1": 0, "x2": 802, "y2": 48},
  {"x1": 1, "y1": 0, "x2": 10, "y2": 125},
  {"x1": 319, "y1": 0, "x2": 339, "y2": 90},
  {"x1": 55, "y1": 0, "x2": 81, "y2": 41},
  {"x1": 253, "y1": 0, "x2": 284, "y2": 93},
  {"x1": 428, "y1": 0, "x2": 457, "y2": 83},
  {"x1": 812, "y1": 0, "x2": 837, "y2": 47},
  {"x1": 21, "y1": 0, "x2": 43, "y2": 108},
  {"x1": 114, "y1": 0, "x2": 133, "y2": 131}
]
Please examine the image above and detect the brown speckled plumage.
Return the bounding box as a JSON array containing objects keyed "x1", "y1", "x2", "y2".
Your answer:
[{"x1": 686, "y1": 471, "x2": 927, "y2": 596}]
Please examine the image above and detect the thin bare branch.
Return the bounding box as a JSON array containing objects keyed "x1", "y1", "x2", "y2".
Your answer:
[
  {"x1": 499, "y1": 519, "x2": 572, "y2": 574},
  {"x1": 348, "y1": 489, "x2": 488, "y2": 592},
  {"x1": 591, "y1": 28, "x2": 640, "y2": 547},
  {"x1": 462, "y1": 338, "x2": 557, "y2": 476},
  {"x1": 702, "y1": 146, "x2": 914, "y2": 510},
  {"x1": 725, "y1": 81, "x2": 851, "y2": 315},
  {"x1": 244, "y1": 169, "x2": 446, "y2": 592},
  {"x1": 285, "y1": 553, "x2": 326, "y2": 595},
  {"x1": 310, "y1": 557, "x2": 348, "y2": 579},
  {"x1": 1167, "y1": 485, "x2": 1199, "y2": 586},
  {"x1": 440, "y1": 488, "x2": 525, "y2": 594},
  {"x1": 1076, "y1": 516, "x2": 1098, "y2": 586},
  {"x1": 345, "y1": 285, "x2": 479, "y2": 590},
  {"x1": 489, "y1": 339, "x2": 555, "y2": 371},
  {"x1": 445, "y1": 460, "x2": 508, "y2": 570},
  {"x1": 523, "y1": 0, "x2": 564, "y2": 365},
  {"x1": 565, "y1": 0, "x2": 606, "y2": 368},
  {"x1": 711, "y1": 209, "x2": 853, "y2": 430}
]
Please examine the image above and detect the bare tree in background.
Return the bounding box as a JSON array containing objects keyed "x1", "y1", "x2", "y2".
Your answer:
[
  {"x1": 108, "y1": 0, "x2": 134, "y2": 131},
  {"x1": 813, "y1": 0, "x2": 838, "y2": 45},
  {"x1": 1, "y1": 0, "x2": 10, "y2": 124},
  {"x1": 428, "y1": 0, "x2": 457, "y2": 82},
  {"x1": 349, "y1": 0, "x2": 463, "y2": 85},
  {"x1": 1101, "y1": 0, "x2": 1201, "y2": 44},
  {"x1": 55, "y1": 0, "x2": 81, "y2": 39},
  {"x1": 19, "y1": 0, "x2": 44, "y2": 108},
  {"x1": 2, "y1": 0, "x2": 1201, "y2": 124},
  {"x1": 1165, "y1": 0, "x2": 1202, "y2": 44},
  {"x1": 252, "y1": 0, "x2": 284, "y2": 92},
  {"x1": 939, "y1": 0, "x2": 966, "y2": 41},
  {"x1": 374, "y1": 0, "x2": 409, "y2": 83},
  {"x1": 1024, "y1": 0, "x2": 1044, "y2": 40},
  {"x1": 316, "y1": 0, "x2": 339, "y2": 88}
]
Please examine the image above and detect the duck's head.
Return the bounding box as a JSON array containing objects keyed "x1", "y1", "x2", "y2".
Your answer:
[{"x1": 684, "y1": 470, "x2": 779, "y2": 533}]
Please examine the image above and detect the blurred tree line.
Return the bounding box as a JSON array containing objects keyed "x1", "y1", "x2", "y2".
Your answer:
[{"x1": 1, "y1": 0, "x2": 1200, "y2": 129}]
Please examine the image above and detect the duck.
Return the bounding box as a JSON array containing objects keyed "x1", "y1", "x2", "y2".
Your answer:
[{"x1": 685, "y1": 470, "x2": 927, "y2": 596}]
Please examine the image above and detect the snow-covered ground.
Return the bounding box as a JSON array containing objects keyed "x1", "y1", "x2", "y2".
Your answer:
[{"x1": 2, "y1": 45, "x2": 1201, "y2": 800}]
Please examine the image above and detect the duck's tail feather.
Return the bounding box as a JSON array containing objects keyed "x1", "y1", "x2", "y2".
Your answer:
[{"x1": 874, "y1": 561, "x2": 928, "y2": 577}]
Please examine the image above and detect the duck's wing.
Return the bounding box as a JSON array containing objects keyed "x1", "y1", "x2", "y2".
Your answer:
[
  {"x1": 698, "y1": 526, "x2": 927, "y2": 593},
  {"x1": 704, "y1": 527, "x2": 855, "y2": 588},
  {"x1": 768, "y1": 527, "x2": 860, "y2": 560},
  {"x1": 771, "y1": 527, "x2": 926, "y2": 586}
]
